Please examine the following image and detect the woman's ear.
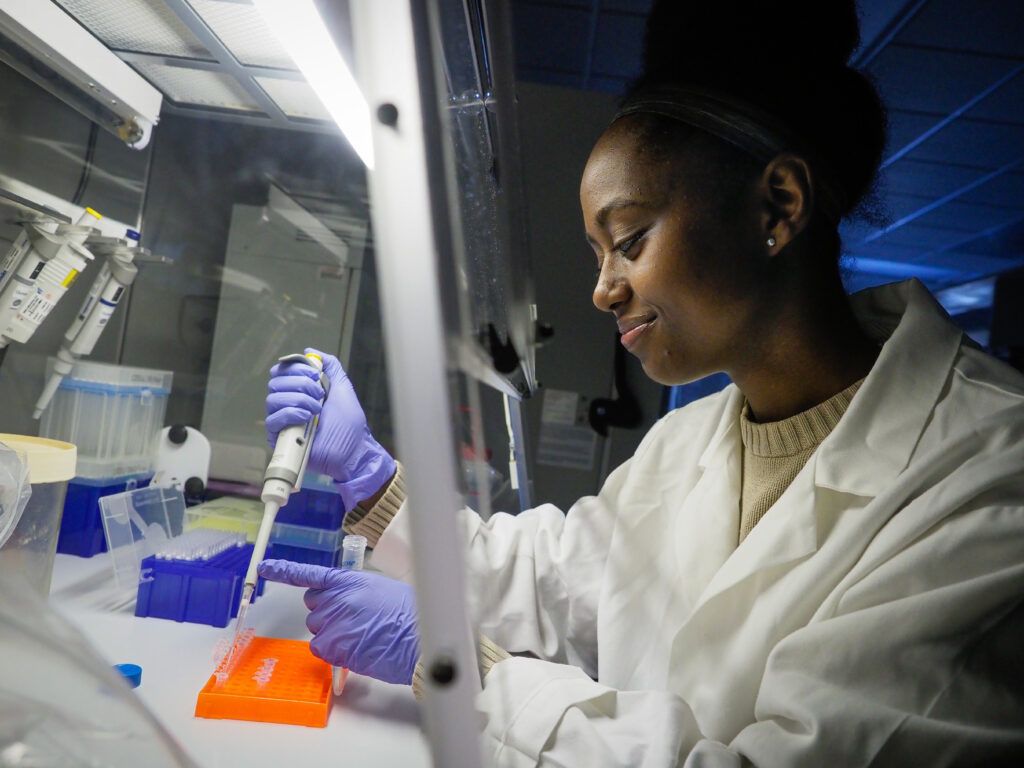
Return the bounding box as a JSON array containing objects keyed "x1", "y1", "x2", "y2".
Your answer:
[{"x1": 759, "y1": 154, "x2": 814, "y2": 255}]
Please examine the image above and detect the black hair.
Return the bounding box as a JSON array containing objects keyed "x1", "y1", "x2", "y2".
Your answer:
[{"x1": 626, "y1": 0, "x2": 888, "y2": 222}]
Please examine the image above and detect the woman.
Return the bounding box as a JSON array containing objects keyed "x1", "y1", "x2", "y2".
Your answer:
[{"x1": 260, "y1": 1, "x2": 1024, "y2": 764}]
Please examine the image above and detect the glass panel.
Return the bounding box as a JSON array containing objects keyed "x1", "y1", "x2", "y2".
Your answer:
[{"x1": 430, "y1": 1, "x2": 537, "y2": 400}]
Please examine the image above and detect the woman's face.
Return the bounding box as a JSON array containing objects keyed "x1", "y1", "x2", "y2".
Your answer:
[{"x1": 580, "y1": 118, "x2": 770, "y2": 386}]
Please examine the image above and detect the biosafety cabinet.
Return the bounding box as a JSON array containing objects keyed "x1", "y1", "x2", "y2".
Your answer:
[
  {"x1": 0, "y1": 1, "x2": 541, "y2": 765},
  {"x1": 0, "y1": 2, "x2": 665, "y2": 765}
]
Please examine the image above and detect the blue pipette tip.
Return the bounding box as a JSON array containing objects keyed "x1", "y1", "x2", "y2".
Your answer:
[
  {"x1": 125, "y1": 229, "x2": 141, "y2": 242},
  {"x1": 114, "y1": 663, "x2": 143, "y2": 688}
]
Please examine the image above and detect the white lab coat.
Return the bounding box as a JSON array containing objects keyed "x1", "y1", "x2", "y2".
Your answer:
[{"x1": 372, "y1": 279, "x2": 1024, "y2": 767}]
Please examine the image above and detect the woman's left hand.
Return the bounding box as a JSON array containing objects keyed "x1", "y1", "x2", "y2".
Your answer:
[{"x1": 258, "y1": 560, "x2": 419, "y2": 685}]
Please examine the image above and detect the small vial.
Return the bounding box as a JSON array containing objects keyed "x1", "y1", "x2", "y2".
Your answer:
[{"x1": 340, "y1": 535, "x2": 367, "y2": 571}]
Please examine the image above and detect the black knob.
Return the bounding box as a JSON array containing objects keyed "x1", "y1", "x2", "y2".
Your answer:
[
  {"x1": 168, "y1": 424, "x2": 188, "y2": 445},
  {"x1": 377, "y1": 103, "x2": 399, "y2": 127},
  {"x1": 184, "y1": 476, "x2": 205, "y2": 498},
  {"x1": 429, "y1": 655, "x2": 457, "y2": 686}
]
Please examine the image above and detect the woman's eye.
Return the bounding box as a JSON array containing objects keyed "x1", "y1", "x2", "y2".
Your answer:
[{"x1": 614, "y1": 230, "x2": 645, "y2": 257}]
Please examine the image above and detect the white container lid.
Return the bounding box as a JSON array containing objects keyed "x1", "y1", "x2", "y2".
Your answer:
[{"x1": 0, "y1": 434, "x2": 76, "y2": 483}]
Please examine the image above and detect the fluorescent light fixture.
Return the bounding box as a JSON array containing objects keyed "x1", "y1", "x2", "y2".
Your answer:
[
  {"x1": 0, "y1": 0, "x2": 162, "y2": 149},
  {"x1": 253, "y1": 0, "x2": 374, "y2": 169}
]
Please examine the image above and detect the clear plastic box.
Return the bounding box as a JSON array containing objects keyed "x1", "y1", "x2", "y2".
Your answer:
[
  {"x1": 98, "y1": 485, "x2": 185, "y2": 593},
  {"x1": 39, "y1": 359, "x2": 173, "y2": 479}
]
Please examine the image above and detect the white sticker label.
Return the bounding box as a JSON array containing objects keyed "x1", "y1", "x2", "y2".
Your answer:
[
  {"x1": 8, "y1": 283, "x2": 31, "y2": 311},
  {"x1": 96, "y1": 304, "x2": 114, "y2": 327},
  {"x1": 537, "y1": 389, "x2": 596, "y2": 471},
  {"x1": 20, "y1": 291, "x2": 55, "y2": 325}
]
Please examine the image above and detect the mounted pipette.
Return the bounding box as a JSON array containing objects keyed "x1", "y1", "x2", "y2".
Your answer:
[
  {"x1": 0, "y1": 208, "x2": 100, "y2": 357},
  {"x1": 230, "y1": 352, "x2": 328, "y2": 654},
  {"x1": 33, "y1": 230, "x2": 141, "y2": 419}
]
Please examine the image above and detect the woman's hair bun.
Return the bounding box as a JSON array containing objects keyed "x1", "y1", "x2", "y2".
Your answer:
[
  {"x1": 634, "y1": 0, "x2": 887, "y2": 218},
  {"x1": 642, "y1": 0, "x2": 862, "y2": 77}
]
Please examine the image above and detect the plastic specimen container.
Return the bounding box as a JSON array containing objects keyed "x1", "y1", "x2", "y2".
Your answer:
[
  {"x1": 185, "y1": 495, "x2": 346, "y2": 567},
  {"x1": 195, "y1": 636, "x2": 332, "y2": 727},
  {"x1": 39, "y1": 358, "x2": 172, "y2": 478},
  {"x1": 135, "y1": 540, "x2": 265, "y2": 627},
  {"x1": 0, "y1": 434, "x2": 77, "y2": 596},
  {"x1": 57, "y1": 473, "x2": 152, "y2": 557}
]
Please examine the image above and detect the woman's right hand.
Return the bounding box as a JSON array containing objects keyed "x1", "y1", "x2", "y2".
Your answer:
[{"x1": 266, "y1": 348, "x2": 396, "y2": 509}]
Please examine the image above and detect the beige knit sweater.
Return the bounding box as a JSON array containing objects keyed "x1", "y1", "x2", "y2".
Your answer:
[{"x1": 738, "y1": 379, "x2": 863, "y2": 542}]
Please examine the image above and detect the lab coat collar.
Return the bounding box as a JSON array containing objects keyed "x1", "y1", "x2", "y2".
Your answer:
[
  {"x1": 681, "y1": 280, "x2": 961, "y2": 618},
  {"x1": 813, "y1": 279, "x2": 962, "y2": 497}
]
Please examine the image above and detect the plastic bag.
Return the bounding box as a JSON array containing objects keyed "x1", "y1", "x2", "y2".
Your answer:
[{"x1": 0, "y1": 440, "x2": 31, "y2": 550}]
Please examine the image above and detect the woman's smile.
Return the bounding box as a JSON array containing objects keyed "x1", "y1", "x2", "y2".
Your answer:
[{"x1": 618, "y1": 316, "x2": 656, "y2": 350}]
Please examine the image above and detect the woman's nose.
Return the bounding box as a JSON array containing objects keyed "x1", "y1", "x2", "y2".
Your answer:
[{"x1": 592, "y1": 263, "x2": 629, "y2": 313}]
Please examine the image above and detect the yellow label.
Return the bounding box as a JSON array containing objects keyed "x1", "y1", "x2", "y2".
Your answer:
[{"x1": 62, "y1": 269, "x2": 79, "y2": 288}]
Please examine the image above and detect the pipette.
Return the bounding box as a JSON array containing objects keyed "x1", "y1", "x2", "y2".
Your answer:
[
  {"x1": 0, "y1": 208, "x2": 101, "y2": 352},
  {"x1": 230, "y1": 351, "x2": 328, "y2": 655},
  {"x1": 33, "y1": 230, "x2": 140, "y2": 419}
]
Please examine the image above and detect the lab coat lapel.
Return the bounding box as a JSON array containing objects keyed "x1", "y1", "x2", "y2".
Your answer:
[
  {"x1": 690, "y1": 457, "x2": 821, "y2": 615},
  {"x1": 670, "y1": 389, "x2": 744, "y2": 611}
]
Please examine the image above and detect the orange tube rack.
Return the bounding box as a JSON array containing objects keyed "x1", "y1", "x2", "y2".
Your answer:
[{"x1": 195, "y1": 636, "x2": 332, "y2": 727}]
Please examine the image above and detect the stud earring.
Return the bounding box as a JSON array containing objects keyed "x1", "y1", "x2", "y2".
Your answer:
[{"x1": 766, "y1": 236, "x2": 777, "y2": 248}]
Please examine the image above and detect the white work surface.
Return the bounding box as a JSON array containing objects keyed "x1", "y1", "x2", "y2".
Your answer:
[{"x1": 49, "y1": 553, "x2": 432, "y2": 768}]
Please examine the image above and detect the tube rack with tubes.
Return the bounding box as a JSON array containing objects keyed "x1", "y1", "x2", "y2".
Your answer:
[
  {"x1": 196, "y1": 635, "x2": 332, "y2": 727},
  {"x1": 152, "y1": 528, "x2": 245, "y2": 562},
  {"x1": 135, "y1": 537, "x2": 265, "y2": 627}
]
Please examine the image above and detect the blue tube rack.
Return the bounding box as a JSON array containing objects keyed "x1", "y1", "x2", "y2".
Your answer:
[{"x1": 136, "y1": 543, "x2": 266, "y2": 627}]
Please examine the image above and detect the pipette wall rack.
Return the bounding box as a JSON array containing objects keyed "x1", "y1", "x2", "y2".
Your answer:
[
  {"x1": 135, "y1": 539, "x2": 265, "y2": 627},
  {"x1": 196, "y1": 635, "x2": 332, "y2": 727}
]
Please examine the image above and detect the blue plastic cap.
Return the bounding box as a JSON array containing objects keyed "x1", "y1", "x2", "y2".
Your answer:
[
  {"x1": 114, "y1": 663, "x2": 143, "y2": 688},
  {"x1": 125, "y1": 229, "x2": 141, "y2": 242}
]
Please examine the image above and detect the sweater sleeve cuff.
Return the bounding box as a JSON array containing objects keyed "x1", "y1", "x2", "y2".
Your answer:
[
  {"x1": 411, "y1": 633, "x2": 512, "y2": 701},
  {"x1": 342, "y1": 462, "x2": 406, "y2": 547}
]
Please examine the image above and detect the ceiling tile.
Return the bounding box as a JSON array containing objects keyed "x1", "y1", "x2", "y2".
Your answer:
[
  {"x1": 601, "y1": 0, "x2": 655, "y2": 13},
  {"x1": 590, "y1": 12, "x2": 645, "y2": 80},
  {"x1": 885, "y1": 110, "x2": 943, "y2": 161},
  {"x1": 897, "y1": 0, "x2": 1024, "y2": 58},
  {"x1": 965, "y1": 68, "x2": 1024, "y2": 124},
  {"x1": 911, "y1": 199, "x2": 1024, "y2": 233},
  {"x1": 256, "y1": 77, "x2": 329, "y2": 121},
  {"x1": 129, "y1": 61, "x2": 261, "y2": 111},
  {"x1": 881, "y1": 158, "x2": 1001, "y2": 198},
  {"x1": 188, "y1": 0, "x2": 294, "y2": 70},
  {"x1": 905, "y1": 119, "x2": 1024, "y2": 170},
  {"x1": 588, "y1": 75, "x2": 631, "y2": 94},
  {"x1": 866, "y1": 44, "x2": 1014, "y2": 115},
  {"x1": 957, "y1": 168, "x2": 1024, "y2": 207},
  {"x1": 512, "y1": 5, "x2": 592, "y2": 75},
  {"x1": 54, "y1": 0, "x2": 212, "y2": 59},
  {"x1": 516, "y1": 67, "x2": 585, "y2": 90}
]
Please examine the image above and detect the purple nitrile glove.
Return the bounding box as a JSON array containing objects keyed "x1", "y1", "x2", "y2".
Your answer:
[
  {"x1": 266, "y1": 348, "x2": 396, "y2": 510},
  {"x1": 257, "y1": 559, "x2": 419, "y2": 685}
]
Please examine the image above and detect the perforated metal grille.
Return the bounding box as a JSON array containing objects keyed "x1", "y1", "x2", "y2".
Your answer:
[
  {"x1": 54, "y1": 0, "x2": 212, "y2": 59},
  {"x1": 256, "y1": 77, "x2": 329, "y2": 121},
  {"x1": 129, "y1": 62, "x2": 261, "y2": 111},
  {"x1": 188, "y1": 0, "x2": 294, "y2": 70}
]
